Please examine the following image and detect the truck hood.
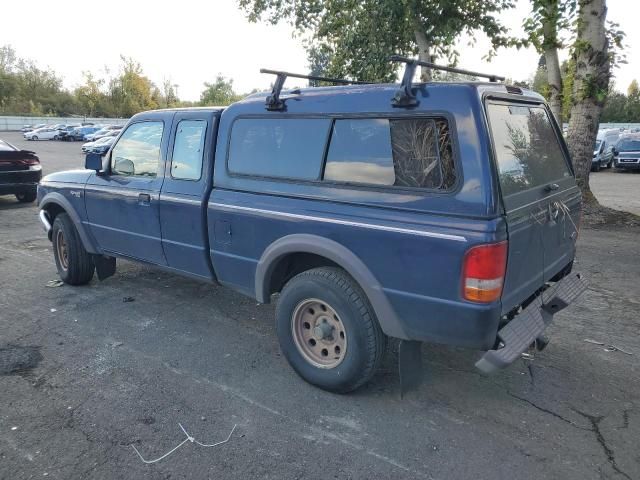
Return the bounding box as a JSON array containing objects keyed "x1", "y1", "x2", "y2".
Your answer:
[{"x1": 41, "y1": 169, "x2": 93, "y2": 185}]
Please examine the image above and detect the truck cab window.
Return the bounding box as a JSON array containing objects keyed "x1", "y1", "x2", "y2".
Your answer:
[
  {"x1": 171, "y1": 120, "x2": 207, "y2": 180},
  {"x1": 111, "y1": 121, "x2": 164, "y2": 177}
]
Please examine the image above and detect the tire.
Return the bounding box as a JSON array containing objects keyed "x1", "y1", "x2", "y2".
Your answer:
[
  {"x1": 32, "y1": 136, "x2": 38, "y2": 141},
  {"x1": 607, "y1": 159, "x2": 613, "y2": 169},
  {"x1": 276, "y1": 267, "x2": 386, "y2": 393},
  {"x1": 53, "y1": 135, "x2": 59, "y2": 140},
  {"x1": 15, "y1": 189, "x2": 37, "y2": 203},
  {"x1": 593, "y1": 161, "x2": 601, "y2": 172},
  {"x1": 52, "y1": 213, "x2": 95, "y2": 285}
]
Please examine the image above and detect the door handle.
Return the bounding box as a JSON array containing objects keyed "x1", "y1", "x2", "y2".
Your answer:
[{"x1": 138, "y1": 193, "x2": 151, "y2": 205}]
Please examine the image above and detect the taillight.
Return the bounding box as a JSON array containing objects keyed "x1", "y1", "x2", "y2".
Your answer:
[{"x1": 462, "y1": 241, "x2": 508, "y2": 303}]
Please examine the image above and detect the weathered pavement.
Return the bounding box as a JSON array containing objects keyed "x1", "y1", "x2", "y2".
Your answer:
[{"x1": 1, "y1": 133, "x2": 639, "y2": 479}]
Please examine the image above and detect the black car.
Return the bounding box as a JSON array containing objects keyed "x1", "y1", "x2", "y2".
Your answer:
[
  {"x1": 0, "y1": 139, "x2": 42, "y2": 202},
  {"x1": 613, "y1": 134, "x2": 640, "y2": 171},
  {"x1": 57, "y1": 124, "x2": 82, "y2": 141}
]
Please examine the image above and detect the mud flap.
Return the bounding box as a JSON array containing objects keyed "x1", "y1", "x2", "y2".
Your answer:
[
  {"x1": 476, "y1": 273, "x2": 587, "y2": 374},
  {"x1": 398, "y1": 340, "x2": 423, "y2": 398},
  {"x1": 93, "y1": 255, "x2": 116, "y2": 281}
]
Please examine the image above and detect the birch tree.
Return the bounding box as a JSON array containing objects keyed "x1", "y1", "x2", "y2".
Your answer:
[
  {"x1": 524, "y1": 0, "x2": 576, "y2": 124},
  {"x1": 565, "y1": 0, "x2": 623, "y2": 201}
]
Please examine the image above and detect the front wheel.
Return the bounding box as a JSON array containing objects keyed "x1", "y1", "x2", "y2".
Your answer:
[
  {"x1": 31, "y1": 136, "x2": 38, "y2": 141},
  {"x1": 52, "y1": 213, "x2": 95, "y2": 285},
  {"x1": 276, "y1": 267, "x2": 386, "y2": 393}
]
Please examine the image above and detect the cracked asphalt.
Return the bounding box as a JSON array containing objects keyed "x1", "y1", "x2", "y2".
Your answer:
[{"x1": 1, "y1": 133, "x2": 639, "y2": 479}]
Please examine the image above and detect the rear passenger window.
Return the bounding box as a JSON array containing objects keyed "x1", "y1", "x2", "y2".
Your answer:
[
  {"x1": 228, "y1": 118, "x2": 331, "y2": 179},
  {"x1": 171, "y1": 120, "x2": 207, "y2": 180},
  {"x1": 324, "y1": 118, "x2": 456, "y2": 189}
]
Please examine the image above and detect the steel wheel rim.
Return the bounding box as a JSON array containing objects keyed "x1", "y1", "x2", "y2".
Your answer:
[
  {"x1": 56, "y1": 230, "x2": 69, "y2": 271},
  {"x1": 291, "y1": 298, "x2": 347, "y2": 369}
]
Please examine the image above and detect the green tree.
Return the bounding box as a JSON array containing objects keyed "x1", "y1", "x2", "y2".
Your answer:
[
  {"x1": 108, "y1": 56, "x2": 159, "y2": 117},
  {"x1": 239, "y1": 0, "x2": 519, "y2": 82},
  {"x1": 523, "y1": 0, "x2": 576, "y2": 124},
  {"x1": 75, "y1": 72, "x2": 106, "y2": 117},
  {"x1": 200, "y1": 75, "x2": 239, "y2": 106}
]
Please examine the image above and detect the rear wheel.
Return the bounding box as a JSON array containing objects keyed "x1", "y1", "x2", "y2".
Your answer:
[
  {"x1": 15, "y1": 189, "x2": 37, "y2": 203},
  {"x1": 276, "y1": 267, "x2": 386, "y2": 393},
  {"x1": 52, "y1": 213, "x2": 95, "y2": 285}
]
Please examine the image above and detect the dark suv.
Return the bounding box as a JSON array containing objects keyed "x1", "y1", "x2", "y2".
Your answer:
[{"x1": 36, "y1": 60, "x2": 585, "y2": 393}]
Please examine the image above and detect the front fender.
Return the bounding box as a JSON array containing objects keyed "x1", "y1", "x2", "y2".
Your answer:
[
  {"x1": 255, "y1": 233, "x2": 408, "y2": 339},
  {"x1": 39, "y1": 191, "x2": 100, "y2": 254}
]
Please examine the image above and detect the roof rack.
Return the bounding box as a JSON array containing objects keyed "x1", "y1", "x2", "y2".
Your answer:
[
  {"x1": 260, "y1": 68, "x2": 370, "y2": 111},
  {"x1": 389, "y1": 55, "x2": 506, "y2": 108}
]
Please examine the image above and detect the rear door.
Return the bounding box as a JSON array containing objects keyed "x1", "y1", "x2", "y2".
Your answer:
[
  {"x1": 158, "y1": 112, "x2": 216, "y2": 279},
  {"x1": 485, "y1": 100, "x2": 581, "y2": 312}
]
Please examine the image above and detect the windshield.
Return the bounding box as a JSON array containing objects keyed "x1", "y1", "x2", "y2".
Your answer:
[
  {"x1": 617, "y1": 138, "x2": 640, "y2": 151},
  {"x1": 487, "y1": 103, "x2": 572, "y2": 196}
]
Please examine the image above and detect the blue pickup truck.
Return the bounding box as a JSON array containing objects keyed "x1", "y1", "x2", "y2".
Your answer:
[{"x1": 37, "y1": 61, "x2": 585, "y2": 393}]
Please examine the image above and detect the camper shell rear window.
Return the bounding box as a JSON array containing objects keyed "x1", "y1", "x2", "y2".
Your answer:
[{"x1": 486, "y1": 102, "x2": 571, "y2": 197}]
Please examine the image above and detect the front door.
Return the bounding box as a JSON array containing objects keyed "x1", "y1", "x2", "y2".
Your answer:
[{"x1": 85, "y1": 119, "x2": 168, "y2": 265}]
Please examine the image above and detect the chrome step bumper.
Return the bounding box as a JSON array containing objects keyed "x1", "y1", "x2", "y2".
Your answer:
[{"x1": 476, "y1": 273, "x2": 587, "y2": 374}]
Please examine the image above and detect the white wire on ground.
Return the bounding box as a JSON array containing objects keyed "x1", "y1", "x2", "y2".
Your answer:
[{"x1": 131, "y1": 423, "x2": 238, "y2": 464}]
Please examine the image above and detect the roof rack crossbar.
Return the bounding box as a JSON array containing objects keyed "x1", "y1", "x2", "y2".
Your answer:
[
  {"x1": 389, "y1": 55, "x2": 506, "y2": 82},
  {"x1": 260, "y1": 68, "x2": 370, "y2": 111},
  {"x1": 389, "y1": 55, "x2": 505, "y2": 109}
]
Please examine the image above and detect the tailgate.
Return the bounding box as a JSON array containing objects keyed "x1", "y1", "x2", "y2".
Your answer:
[{"x1": 485, "y1": 100, "x2": 581, "y2": 313}]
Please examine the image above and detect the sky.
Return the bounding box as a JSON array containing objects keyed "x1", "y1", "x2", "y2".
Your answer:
[{"x1": 0, "y1": 0, "x2": 637, "y2": 101}]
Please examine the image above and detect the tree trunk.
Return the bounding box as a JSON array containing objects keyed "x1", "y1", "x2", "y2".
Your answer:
[
  {"x1": 414, "y1": 30, "x2": 432, "y2": 81},
  {"x1": 565, "y1": 0, "x2": 610, "y2": 202},
  {"x1": 542, "y1": 0, "x2": 563, "y2": 125},
  {"x1": 544, "y1": 47, "x2": 563, "y2": 124}
]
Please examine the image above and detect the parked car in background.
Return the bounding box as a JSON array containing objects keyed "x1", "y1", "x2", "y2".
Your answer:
[
  {"x1": 0, "y1": 139, "x2": 42, "y2": 202},
  {"x1": 613, "y1": 134, "x2": 640, "y2": 171},
  {"x1": 57, "y1": 124, "x2": 82, "y2": 141},
  {"x1": 84, "y1": 127, "x2": 114, "y2": 142},
  {"x1": 82, "y1": 135, "x2": 116, "y2": 153},
  {"x1": 68, "y1": 126, "x2": 101, "y2": 141},
  {"x1": 23, "y1": 127, "x2": 61, "y2": 141},
  {"x1": 22, "y1": 123, "x2": 47, "y2": 133},
  {"x1": 592, "y1": 137, "x2": 615, "y2": 171},
  {"x1": 88, "y1": 136, "x2": 116, "y2": 155}
]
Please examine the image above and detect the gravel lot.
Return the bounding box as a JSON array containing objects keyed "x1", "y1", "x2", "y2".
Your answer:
[{"x1": 1, "y1": 132, "x2": 639, "y2": 480}]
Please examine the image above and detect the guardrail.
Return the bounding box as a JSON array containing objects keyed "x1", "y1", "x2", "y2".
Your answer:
[{"x1": 0, "y1": 116, "x2": 129, "y2": 131}]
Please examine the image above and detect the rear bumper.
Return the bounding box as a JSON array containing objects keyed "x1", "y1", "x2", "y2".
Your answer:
[
  {"x1": 475, "y1": 273, "x2": 586, "y2": 374},
  {"x1": 0, "y1": 169, "x2": 41, "y2": 195}
]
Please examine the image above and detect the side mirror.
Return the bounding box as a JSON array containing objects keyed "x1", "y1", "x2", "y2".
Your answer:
[
  {"x1": 85, "y1": 152, "x2": 104, "y2": 171},
  {"x1": 612, "y1": 147, "x2": 618, "y2": 156},
  {"x1": 113, "y1": 157, "x2": 135, "y2": 176}
]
